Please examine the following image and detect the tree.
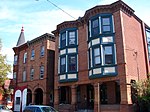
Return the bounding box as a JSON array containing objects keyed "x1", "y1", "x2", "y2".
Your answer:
[
  {"x1": 131, "y1": 78, "x2": 150, "y2": 112},
  {"x1": 0, "y1": 39, "x2": 11, "y2": 94}
]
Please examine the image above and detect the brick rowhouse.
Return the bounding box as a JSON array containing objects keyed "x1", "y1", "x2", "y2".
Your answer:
[
  {"x1": 52, "y1": 0, "x2": 150, "y2": 112},
  {"x1": 13, "y1": 27, "x2": 55, "y2": 106}
]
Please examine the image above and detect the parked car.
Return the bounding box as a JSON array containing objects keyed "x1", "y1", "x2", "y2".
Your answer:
[
  {"x1": 23, "y1": 105, "x2": 58, "y2": 112},
  {"x1": 0, "y1": 105, "x2": 12, "y2": 112}
]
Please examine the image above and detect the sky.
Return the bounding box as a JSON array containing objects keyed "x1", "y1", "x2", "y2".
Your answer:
[{"x1": 0, "y1": 0, "x2": 150, "y2": 78}]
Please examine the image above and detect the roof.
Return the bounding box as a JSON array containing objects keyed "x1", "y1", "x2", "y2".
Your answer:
[{"x1": 16, "y1": 27, "x2": 25, "y2": 46}]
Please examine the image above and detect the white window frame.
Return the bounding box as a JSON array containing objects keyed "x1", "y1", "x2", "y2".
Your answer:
[
  {"x1": 23, "y1": 52, "x2": 27, "y2": 63},
  {"x1": 23, "y1": 70, "x2": 26, "y2": 82},
  {"x1": 40, "y1": 66, "x2": 44, "y2": 79},
  {"x1": 40, "y1": 46, "x2": 45, "y2": 57}
]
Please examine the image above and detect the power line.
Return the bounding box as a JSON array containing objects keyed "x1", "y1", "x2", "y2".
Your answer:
[
  {"x1": 46, "y1": 0, "x2": 76, "y2": 19},
  {"x1": 37, "y1": 0, "x2": 76, "y2": 19}
]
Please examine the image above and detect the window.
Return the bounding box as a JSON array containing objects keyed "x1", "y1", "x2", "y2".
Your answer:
[
  {"x1": 13, "y1": 72, "x2": 16, "y2": 80},
  {"x1": 40, "y1": 46, "x2": 45, "y2": 57},
  {"x1": 68, "y1": 31, "x2": 76, "y2": 45},
  {"x1": 23, "y1": 52, "x2": 27, "y2": 63},
  {"x1": 102, "y1": 17, "x2": 111, "y2": 32},
  {"x1": 68, "y1": 55, "x2": 76, "y2": 72},
  {"x1": 60, "y1": 56, "x2": 66, "y2": 73},
  {"x1": 40, "y1": 66, "x2": 44, "y2": 79},
  {"x1": 146, "y1": 29, "x2": 150, "y2": 60},
  {"x1": 30, "y1": 68, "x2": 34, "y2": 80},
  {"x1": 93, "y1": 47, "x2": 101, "y2": 66},
  {"x1": 16, "y1": 97, "x2": 20, "y2": 105},
  {"x1": 23, "y1": 70, "x2": 26, "y2": 82},
  {"x1": 146, "y1": 29, "x2": 150, "y2": 43},
  {"x1": 91, "y1": 18, "x2": 99, "y2": 36},
  {"x1": 31, "y1": 49, "x2": 35, "y2": 60},
  {"x1": 14, "y1": 55, "x2": 18, "y2": 65},
  {"x1": 61, "y1": 32, "x2": 66, "y2": 48},
  {"x1": 103, "y1": 46, "x2": 113, "y2": 64}
]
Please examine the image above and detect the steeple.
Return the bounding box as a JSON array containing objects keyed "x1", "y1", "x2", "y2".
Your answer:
[{"x1": 16, "y1": 26, "x2": 25, "y2": 46}]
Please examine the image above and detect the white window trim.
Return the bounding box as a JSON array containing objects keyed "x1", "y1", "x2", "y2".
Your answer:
[
  {"x1": 99, "y1": 16, "x2": 101, "y2": 34},
  {"x1": 90, "y1": 48, "x2": 93, "y2": 67},
  {"x1": 89, "y1": 20, "x2": 91, "y2": 37},
  {"x1": 66, "y1": 31, "x2": 68, "y2": 46},
  {"x1": 112, "y1": 15, "x2": 115, "y2": 33},
  {"x1": 23, "y1": 52, "x2": 27, "y2": 63},
  {"x1": 58, "y1": 57, "x2": 60, "y2": 74}
]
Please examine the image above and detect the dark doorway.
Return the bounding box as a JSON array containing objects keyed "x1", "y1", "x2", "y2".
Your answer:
[
  {"x1": 100, "y1": 81, "x2": 121, "y2": 104},
  {"x1": 100, "y1": 83, "x2": 108, "y2": 104},
  {"x1": 77, "y1": 84, "x2": 94, "y2": 110},
  {"x1": 27, "y1": 89, "x2": 32, "y2": 105},
  {"x1": 59, "y1": 86, "x2": 71, "y2": 104},
  {"x1": 34, "y1": 88, "x2": 43, "y2": 105}
]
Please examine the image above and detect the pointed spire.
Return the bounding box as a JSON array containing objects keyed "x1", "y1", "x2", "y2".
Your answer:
[{"x1": 16, "y1": 26, "x2": 25, "y2": 46}]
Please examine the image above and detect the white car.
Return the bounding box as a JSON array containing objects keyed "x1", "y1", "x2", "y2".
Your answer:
[
  {"x1": 23, "y1": 105, "x2": 58, "y2": 112},
  {"x1": 0, "y1": 105, "x2": 12, "y2": 112}
]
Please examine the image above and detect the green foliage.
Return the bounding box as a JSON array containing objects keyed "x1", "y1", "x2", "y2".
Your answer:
[
  {"x1": 0, "y1": 39, "x2": 11, "y2": 94},
  {"x1": 131, "y1": 78, "x2": 150, "y2": 112}
]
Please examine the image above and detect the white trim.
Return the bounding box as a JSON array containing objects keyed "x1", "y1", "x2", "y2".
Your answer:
[
  {"x1": 68, "y1": 74, "x2": 77, "y2": 79},
  {"x1": 89, "y1": 20, "x2": 91, "y2": 37},
  {"x1": 112, "y1": 15, "x2": 115, "y2": 33},
  {"x1": 60, "y1": 75, "x2": 66, "y2": 80},
  {"x1": 104, "y1": 67, "x2": 116, "y2": 73},
  {"x1": 58, "y1": 57, "x2": 60, "y2": 74},
  {"x1": 88, "y1": 42, "x2": 91, "y2": 48},
  {"x1": 77, "y1": 30, "x2": 78, "y2": 45},
  {"x1": 87, "y1": 51, "x2": 89, "y2": 69},
  {"x1": 114, "y1": 44, "x2": 117, "y2": 64},
  {"x1": 99, "y1": 16, "x2": 101, "y2": 34},
  {"x1": 77, "y1": 54, "x2": 78, "y2": 72},
  {"x1": 60, "y1": 49, "x2": 66, "y2": 55},
  {"x1": 90, "y1": 48, "x2": 93, "y2": 67},
  {"x1": 66, "y1": 55, "x2": 68, "y2": 72},
  {"x1": 92, "y1": 38, "x2": 100, "y2": 45},
  {"x1": 68, "y1": 48, "x2": 76, "y2": 53},
  {"x1": 66, "y1": 31, "x2": 68, "y2": 46},
  {"x1": 93, "y1": 68, "x2": 101, "y2": 74},
  {"x1": 101, "y1": 45, "x2": 104, "y2": 65},
  {"x1": 59, "y1": 34, "x2": 60, "y2": 48}
]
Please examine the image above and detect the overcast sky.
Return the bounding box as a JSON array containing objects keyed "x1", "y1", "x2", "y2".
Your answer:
[{"x1": 0, "y1": 0, "x2": 150, "y2": 78}]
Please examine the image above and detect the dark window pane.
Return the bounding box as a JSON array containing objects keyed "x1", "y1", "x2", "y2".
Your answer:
[
  {"x1": 92, "y1": 19, "x2": 99, "y2": 35},
  {"x1": 61, "y1": 33, "x2": 66, "y2": 48},
  {"x1": 105, "y1": 55, "x2": 113, "y2": 64},
  {"x1": 61, "y1": 57, "x2": 66, "y2": 73},
  {"x1": 92, "y1": 19, "x2": 99, "y2": 28},
  {"x1": 93, "y1": 27, "x2": 99, "y2": 35},
  {"x1": 104, "y1": 46, "x2": 113, "y2": 64},
  {"x1": 68, "y1": 56, "x2": 76, "y2": 72}
]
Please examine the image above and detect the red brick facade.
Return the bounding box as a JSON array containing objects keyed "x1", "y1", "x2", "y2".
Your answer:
[
  {"x1": 13, "y1": 33, "x2": 55, "y2": 106},
  {"x1": 52, "y1": 1, "x2": 150, "y2": 112}
]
